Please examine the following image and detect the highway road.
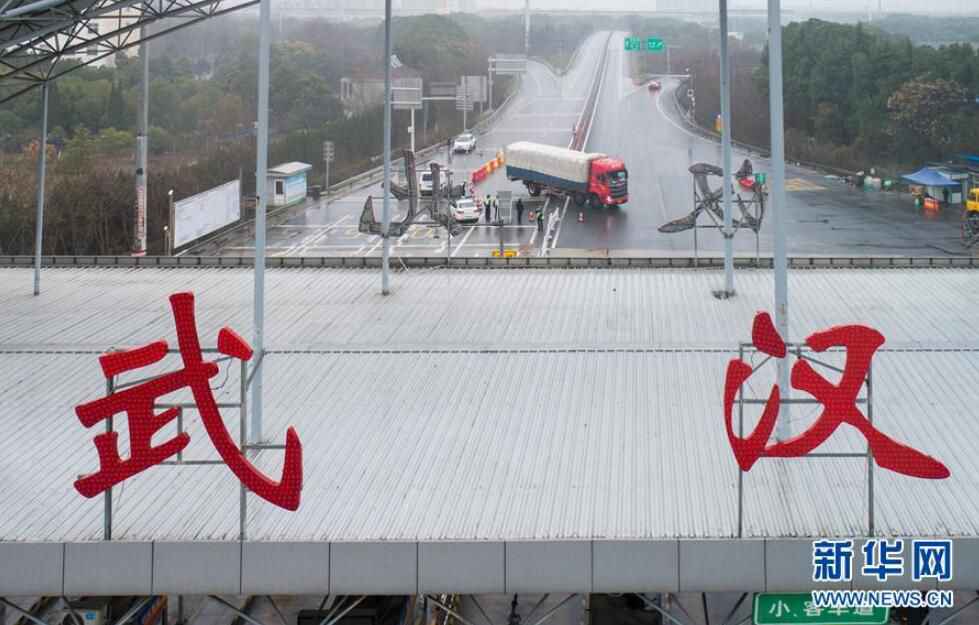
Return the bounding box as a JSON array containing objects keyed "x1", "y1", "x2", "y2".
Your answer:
[
  {"x1": 554, "y1": 31, "x2": 967, "y2": 257},
  {"x1": 190, "y1": 33, "x2": 609, "y2": 258}
]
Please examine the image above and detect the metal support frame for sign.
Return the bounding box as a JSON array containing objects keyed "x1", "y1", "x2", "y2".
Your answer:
[
  {"x1": 0, "y1": 597, "x2": 157, "y2": 625},
  {"x1": 360, "y1": 149, "x2": 423, "y2": 238},
  {"x1": 92, "y1": 348, "x2": 284, "y2": 541},
  {"x1": 426, "y1": 595, "x2": 578, "y2": 625},
  {"x1": 658, "y1": 162, "x2": 765, "y2": 267},
  {"x1": 734, "y1": 343, "x2": 875, "y2": 538}
]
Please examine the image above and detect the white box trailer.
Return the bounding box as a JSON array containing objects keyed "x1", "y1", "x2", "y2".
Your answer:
[
  {"x1": 505, "y1": 141, "x2": 606, "y2": 191},
  {"x1": 504, "y1": 141, "x2": 630, "y2": 207}
]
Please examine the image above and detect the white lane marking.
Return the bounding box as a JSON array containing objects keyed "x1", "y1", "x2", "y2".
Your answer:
[
  {"x1": 450, "y1": 225, "x2": 477, "y2": 257},
  {"x1": 547, "y1": 197, "x2": 572, "y2": 253},
  {"x1": 286, "y1": 214, "x2": 352, "y2": 256}
]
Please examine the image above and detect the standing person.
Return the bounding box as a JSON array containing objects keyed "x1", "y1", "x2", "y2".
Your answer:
[
  {"x1": 516, "y1": 198, "x2": 525, "y2": 224},
  {"x1": 536, "y1": 206, "x2": 544, "y2": 233},
  {"x1": 484, "y1": 194, "x2": 492, "y2": 223}
]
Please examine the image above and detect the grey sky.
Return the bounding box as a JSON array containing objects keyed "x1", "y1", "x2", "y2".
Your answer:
[{"x1": 482, "y1": 0, "x2": 977, "y2": 13}]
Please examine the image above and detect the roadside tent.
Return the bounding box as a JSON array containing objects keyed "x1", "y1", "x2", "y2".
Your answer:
[
  {"x1": 901, "y1": 167, "x2": 966, "y2": 205},
  {"x1": 900, "y1": 167, "x2": 961, "y2": 188}
]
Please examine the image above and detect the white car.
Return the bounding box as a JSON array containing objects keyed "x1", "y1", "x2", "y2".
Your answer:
[
  {"x1": 419, "y1": 168, "x2": 448, "y2": 196},
  {"x1": 452, "y1": 198, "x2": 480, "y2": 222},
  {"x1": 453, "y1": 133, "x2": 477, "y2": 153}
]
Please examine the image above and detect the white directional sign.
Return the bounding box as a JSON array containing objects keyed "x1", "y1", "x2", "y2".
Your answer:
[
  {"x1": 455, "y1": 85, "x2": 474, "y2": 111},
  {"x1": 490, "y1": 54, "x2": 527, "y2": 75},
  {"x1": 429, "y1": 82, "x2": 457, "y2": 97},
  {"x1": 462, "y1": 75, "x2": 487, "y2": 104},
  {"x1": 392, "y1": 77, "x2": 423, "y2": 110},
  {"x1": 323, "y1": 141, "x2": 335, "y2": 163}
]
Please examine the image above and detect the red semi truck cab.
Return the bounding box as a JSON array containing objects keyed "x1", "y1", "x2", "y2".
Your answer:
[{"x1": 590, "y1": 157, "x2": 629, "y2": 206}]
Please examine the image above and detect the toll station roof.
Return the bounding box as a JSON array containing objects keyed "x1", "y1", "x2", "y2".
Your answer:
[
  {"x1": 268, "y1": 162, "x2": 313, "y2": 177},
  {"x1": 2, "y1": 266, "x2": 979, "y2": 595},
  {"x1": 901, "y1": 167, "x2": 962, "y2": 187}
]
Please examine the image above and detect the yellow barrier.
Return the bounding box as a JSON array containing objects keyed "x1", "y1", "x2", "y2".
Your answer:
[{"x1": 491, "y1": 249, "x2": 518, "y2": 257}]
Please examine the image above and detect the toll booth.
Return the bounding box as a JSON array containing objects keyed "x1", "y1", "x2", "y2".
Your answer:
[{"x1": 268, "y1": 162, "x2": 313, "y2": 208}]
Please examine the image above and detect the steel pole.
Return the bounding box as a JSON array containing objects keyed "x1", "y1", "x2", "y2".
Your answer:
[
  {"x1": 381, "y1": 0, "x2": 392, "y2": 295},
  {"x1": 134, "y1": 28, "x2": 149, "y2": 256},
  {"x1": 32, "y1": 82, "x2": 48, "y2": 296},
  {"x1": 410, "y1": 107, "x2": 416, "y2": 154},
  {"x1": 488, "y1": 63, "x2": 494, "y2": 112},
  {"x1": 524, "y1": 0, "x2": 530, "y2": 55},
  {"x1": 251, "y1": 0, "x2": 271, "y2": 441},
  {"x1": 719, "y1": 0, "x2": 734, "y2": 297},
  {"x1": 768, "y1": 0, "x2": 790, "y2": 436}
]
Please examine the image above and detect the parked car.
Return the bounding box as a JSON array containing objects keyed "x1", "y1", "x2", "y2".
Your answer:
[
  {"x1": 452, "y1": 198, "x2": 480, "y2": 222},
  {"x1": 453, "y1": 133, "x2": 477, "y2": 153},
  {"x1": 419, "y1": 167, "x2": 448, "y2": 196},
  {"x1": 648, "y1": 80, "x2": 662, "y2": 92}
]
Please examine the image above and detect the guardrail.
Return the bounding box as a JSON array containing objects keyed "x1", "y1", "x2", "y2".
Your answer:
[
  {"x1": 3, "y1": 255, "x2": 977, "y2": 269},
  {"x1": 570, "y1": 32, "x2": 612, "y2": 152}
]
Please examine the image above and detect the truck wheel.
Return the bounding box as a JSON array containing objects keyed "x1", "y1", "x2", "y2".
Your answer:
[
  {"x1": 527, "y1": 183, "x2": 541, "y2": 197},
  {"x1": 589, "y1": 193, "x2": 603, "y2": 209},
  {"x1": 573, "y1": 192, "x2": 587, "y2": 206}
]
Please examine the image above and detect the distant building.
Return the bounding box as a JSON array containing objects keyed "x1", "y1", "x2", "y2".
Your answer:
[
  {"x1": 55, "y1": 8, "x2": 141, "y2": 69},
  {"x1": 340, "y1": 55, "x2": 422, "y2": 116}
]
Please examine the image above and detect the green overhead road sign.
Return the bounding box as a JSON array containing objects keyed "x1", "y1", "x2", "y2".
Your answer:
[
  {"x1": 754, "y1": 594, "x2": 888, "y2": 625},
  {"x1": 646, "y1": 37, "x2": 665, "y2": 53},
  {"x1": 624, "y1": 36, "x2": 641, "y2": 51}
]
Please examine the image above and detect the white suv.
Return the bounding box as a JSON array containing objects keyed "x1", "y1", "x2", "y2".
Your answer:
[{"x1": 453, "y1": 133, "x2": 477, "y2": 153}]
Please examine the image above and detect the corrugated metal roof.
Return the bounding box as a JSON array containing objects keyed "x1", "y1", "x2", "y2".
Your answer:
[{"x1": 1, "y1": 267, "x2": 978, "y2": 542}]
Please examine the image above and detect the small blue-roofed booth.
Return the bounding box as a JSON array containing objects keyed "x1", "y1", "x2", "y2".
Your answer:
[
  {"x1": 268, "y1": 162, "x2": 313, "y2": 208},
  {"x1": 901, "y1": 167, "x2": 967, "y2": 205}
]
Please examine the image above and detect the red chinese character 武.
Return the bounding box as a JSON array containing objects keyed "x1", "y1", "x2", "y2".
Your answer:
[
  {"x1": 723, "y1": 312, "x2": 949, "y2": 479},
  {"x1": 74, "y1": 292, "x2": 303, "y2": 510}
]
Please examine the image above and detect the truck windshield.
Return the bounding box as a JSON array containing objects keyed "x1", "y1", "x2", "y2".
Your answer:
[{"x1": 609, "y1": 170, "x2": 627, "y2": 183}]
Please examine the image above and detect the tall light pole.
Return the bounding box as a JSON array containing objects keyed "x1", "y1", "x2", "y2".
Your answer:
[
  {"x1": 718, "y1": 0, "x2": 734, "y2": 298},
  {"x1": 381, "y1": 0, "x2": 393, "y2": 295},
  {"x1": 768, "y1": 0, "x2": 790, "y2": 437},
  {"x1": 524, "y1": 0, "x2": 530, "y2": 55},
  {"x1": 133, "y1": 26, "x2": 149, "y2": 257},
  {"x1": 166, "y1": 188, "x2": 174, "y2": 256},
  {"x1": 32, "y1": 82, "x2": 48, "y2": 296},
  {"x1": 252, "y1": 0, "x2": 272, "y2": 442}
]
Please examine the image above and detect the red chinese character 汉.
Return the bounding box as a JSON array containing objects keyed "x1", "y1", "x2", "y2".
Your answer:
[
  {"x1": 74, "y1": 292, "x2": 303, "y2": 510},
  {"x1": 723, "y1": 312, "x2": 949, "y2": 479}
]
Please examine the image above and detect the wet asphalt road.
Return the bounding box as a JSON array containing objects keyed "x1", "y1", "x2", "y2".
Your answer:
[
  {"x1": 554, "y1": 32, "x2": 968, "y2": 257},
  {"x1": 190, "y1": 33, "x2": 609, "y2": 258}
]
